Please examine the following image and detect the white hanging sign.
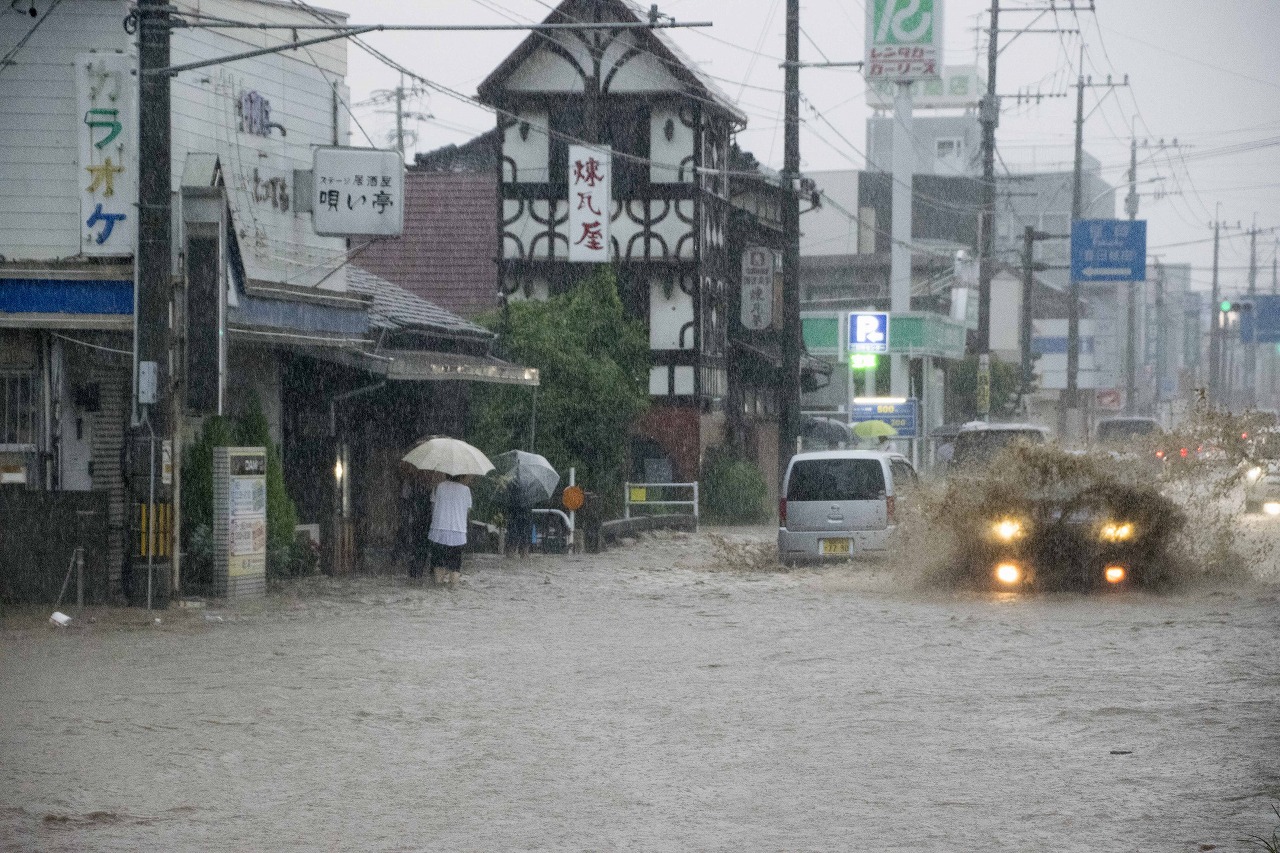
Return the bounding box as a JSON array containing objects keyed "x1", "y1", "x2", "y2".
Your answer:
[
  {"x1": 77, "y1": 53, "x2": 137, "y2": 256},
  {"x1": 312, "y1": 147, "x2": 404, "y2": 237},
  {"x1": 568, "y1": 144, "x2": 611, "y2": 262}
]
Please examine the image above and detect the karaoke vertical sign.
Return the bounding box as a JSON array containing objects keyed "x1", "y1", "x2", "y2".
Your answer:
[{"x1": 568, "y1": 145, "x2": 611, "y2": 262}]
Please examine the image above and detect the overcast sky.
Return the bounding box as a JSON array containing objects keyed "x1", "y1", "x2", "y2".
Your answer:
[{"x1": 315, "y1": 0, "x2": 1280, "y2": 292}]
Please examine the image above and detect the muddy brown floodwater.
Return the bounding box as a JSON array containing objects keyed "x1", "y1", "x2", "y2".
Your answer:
[{"x1": 2, "y1": 526, "x2": 1279, "y2": 852}]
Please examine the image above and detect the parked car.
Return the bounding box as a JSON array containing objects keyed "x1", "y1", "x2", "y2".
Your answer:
[
  {"x1": 777, "y1": 450, "x2": 916, "y2": 563},
  {"x1": 950, "y1": 422, "x2": 1051, "y2": 470}
]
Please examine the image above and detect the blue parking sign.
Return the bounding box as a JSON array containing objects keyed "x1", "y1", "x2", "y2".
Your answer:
[
  {"x1": 849, "y1": 311, "x2": 889, "y2": 354},
  {"x1": 1070, "y1": 219, "x2": 1146, "y2": 282}
]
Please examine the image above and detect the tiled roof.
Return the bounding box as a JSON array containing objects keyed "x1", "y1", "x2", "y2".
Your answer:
[
  {"x1": 346, "y1": 266, "x2": 492, "y2": 340},
  {"x1": 353, "y1": 171, "x2": 500, "y2": 319}
]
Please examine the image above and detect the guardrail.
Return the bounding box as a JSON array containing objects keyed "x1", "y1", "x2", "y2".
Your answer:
[{"x1": 623, "y1": 481, "x2": 699, "y2": 529}]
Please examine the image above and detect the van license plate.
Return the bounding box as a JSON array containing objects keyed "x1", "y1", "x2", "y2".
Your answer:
[{"x1": 820, "y1": 538, "x2": 850, "y2": 556}]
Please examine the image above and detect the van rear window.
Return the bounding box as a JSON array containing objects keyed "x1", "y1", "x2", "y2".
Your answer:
[{"x1": 786, "y1": 459, "x2": 885, "y2": 502}]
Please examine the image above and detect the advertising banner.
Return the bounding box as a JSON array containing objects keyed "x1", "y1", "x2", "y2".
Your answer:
[
  {"x1": 312, "y1": 147, "x2": 405, "y2": 237},
  {"x1": 77, "y1": 53, "x2": 136, "y2": 256},
  {"x1": 568, "y1": 145, "x2": 612, "y2": 262},
  {"x1": 865, "y1": 0, "x2": 944, "y2": 82},
  {"x1": 740, "y1": 247, "x2": 776, "y2": 330}
]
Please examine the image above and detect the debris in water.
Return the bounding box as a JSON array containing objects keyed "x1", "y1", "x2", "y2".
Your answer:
[{"x1": 49, "y1": 612, "x2": 71, "y2": 627}]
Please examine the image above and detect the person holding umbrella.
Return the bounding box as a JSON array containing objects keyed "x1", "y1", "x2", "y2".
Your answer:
[
  {"x1": 401, "y1": 437, "x2": 495, "y2": 586},
  {"x1": 428, "y1": 474, "x2": 472, "y2": 586}
]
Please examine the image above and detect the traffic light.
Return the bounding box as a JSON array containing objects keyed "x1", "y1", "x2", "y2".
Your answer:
[{"x1": 1221, "y1": 300, "x2": 1233, "y2": 312}]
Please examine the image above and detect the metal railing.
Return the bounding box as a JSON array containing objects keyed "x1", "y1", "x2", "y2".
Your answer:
[{"x1": 623, "y1": 481, "x2": 699, "y2": 528}]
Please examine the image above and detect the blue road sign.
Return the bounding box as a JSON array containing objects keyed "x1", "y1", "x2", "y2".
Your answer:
[
  {"x1": 1070, "y1": 219, "x2": 1147, "y2": 282},
  {"x1": 1237, "y1": 295, "x2": 1280, "y2": 343},
  {"x1": 851, "y1": 398, "x2": 919, "y2": 438},
  {"x1": 849, "y1": 311, "x2": 889, "y2": 354}
]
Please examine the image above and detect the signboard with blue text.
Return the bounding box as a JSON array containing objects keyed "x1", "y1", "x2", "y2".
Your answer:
[
  {"x1": 851, "y1": 398, "x2": 920, "y2": 438},
  {"x1": 849, "y1": 311, "x2": 890, "y2": 354},
  {"x1": 1236, "y1": 295, "x2": 1280, "y2": 343},
  {"x1": 1070, "y1": 219, "x2": 1147, "y2": 282}
]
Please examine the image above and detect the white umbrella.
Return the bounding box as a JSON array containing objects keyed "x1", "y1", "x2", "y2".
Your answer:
[
  {"x1": 402, "y1": 437, "x2": 494, "y2": 477},
  {"x1": 490, "y1": 450, "x2": 560, "y2": 507}
]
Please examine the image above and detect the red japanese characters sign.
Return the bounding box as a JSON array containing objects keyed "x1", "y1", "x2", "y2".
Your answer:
[{"x1": 568, "y1": 144, "x2": 611, "y2": 262}]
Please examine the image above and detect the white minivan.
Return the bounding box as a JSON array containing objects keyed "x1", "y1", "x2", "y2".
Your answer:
[{"x1": 777, "y1": 450, "x2": 916, "y2": 562}]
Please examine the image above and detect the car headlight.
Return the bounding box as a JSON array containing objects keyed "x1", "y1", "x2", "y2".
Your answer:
[
  {"x1": 994, "y1": 562, "x2": 1022, "y2": 584},
  {"x1": 1104, "y1": 565, "x2": 1127, "y2": 584},
  {"x1": 1099, "y1": 521, "x2": 1135, "y2": 542},
  {"x1": 991, "y1": 518, "x2": 1024, "y2": 541},
  {"x1": 1264, "y1": 502, "x2": 1280, "y2": 516},
  {"x1": 1247, "y1": 466, "x2": 1263, "y2": 482}
]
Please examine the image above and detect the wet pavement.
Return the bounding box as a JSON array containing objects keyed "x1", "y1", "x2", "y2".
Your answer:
[{"x1": 2, "y1": 526, "x2": 1278, "y2": 852}]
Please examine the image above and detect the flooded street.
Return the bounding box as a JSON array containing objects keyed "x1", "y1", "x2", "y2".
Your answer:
[{"x1": 2, "y1": 526, "x2": 1278, "y2": 852}]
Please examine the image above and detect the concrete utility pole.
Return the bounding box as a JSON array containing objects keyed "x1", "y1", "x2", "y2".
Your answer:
[
  {"x1": 975, "y1": 0, "x2": 999, "y2": 355},
  {"x1": 1124, "y1": 134, "x2": 1138, "y2": 413},
  {"x1": 1062, "y1": 58, "x2": 1086, "y2": 439},
  {"x1": 1020, "y1": 225, "x2": 1049, "y2": 405},
  {"x1": 134, "y1": 0, "x2": 174, "y2": 606},
  {"x1": 1246, "y1": 220, "x2": 1259, "y2": 406},
  {"x1": 1209, "y1": 220, "x2": 1222, "y2": 402},
  {"x1": 1064, "y1": 63, "x2": 1128, "y2": 439},
  {"x1": 889, "y1": 81, "x2": 913, "y2": 399},
  {"x1": 778, "y1": 0, "x2": 802, "y2": 477},
  {"x1": 1153, "y1": 259, "x2": 1165, "y2": 413}
]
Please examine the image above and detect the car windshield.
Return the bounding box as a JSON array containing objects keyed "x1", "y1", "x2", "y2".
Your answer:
[
  {"x1": 787, "y1": 458, "x2": 885, "y2": 501},
  {"x1": 1097, "y1": 419, "x2": 1161, "y2": 442},
  {"x1": 953, "y1": 429, "x2": 1044, "y2": 466}
]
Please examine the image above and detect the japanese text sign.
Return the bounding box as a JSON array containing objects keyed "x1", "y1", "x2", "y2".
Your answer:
[
  {"x1": 740, "y1": 247, "x2": 776, "y2": 330},
  {"x1": 312, "y1": 147, "x2": 404, "y2": 237},
  {"x1": 851, "y1": 398, "x2": 920, "y2": 438},
  {"x1": 866, "y1": 0, "x2": 944, "y2": 82},
  {"x1": 1070, "y1": 219, "x2": 1147, "y2": 282},
  {"x1": 77, "y1": 53, "x2": 136, "y2": 256},
  {"x1": 568, "y1": 144, "x2": 611, "y2": 262},
  {"x1": 849, "y1": 311, "x2": 890, "y2": 354}
]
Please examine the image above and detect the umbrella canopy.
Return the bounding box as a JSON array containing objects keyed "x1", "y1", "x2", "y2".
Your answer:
[
  {"x1": 402, "y1": 437, "x2": 494, "y2": 477},
  {"x1": 852, "y1": 419, "x2": 898, "y2": 440},
  {"x1": 802, "y1": 416, "x2": 853, "y2": 447},
  {"x1": 489, "y1": 450, "x2": 560, "y2": 507}
]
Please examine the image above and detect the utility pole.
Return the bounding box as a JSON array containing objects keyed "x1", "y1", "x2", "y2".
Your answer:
[
  {"x1": 1062, "y1": 56, "x2": 1085, "y2": 440},
  {"x1": 394, "y1": 73, "x2": 404, "y2": 155},
  {"x1": 134, "y1": 0, "x2": 174, "y2": 606},
  {"x1": 1064, "y1": 62, "x2": 1128, "y2": 439},
  {"x1": 778, "y1": 0, "x2": 801, "y2": 478},
  {"x1": 1153, "y1": 259, "x2": 1165, "y2": 415},
  {"x1": 1246, "y1": 219, "x2": 1259, "y2": 406},
  {"x1": 1020, "y1": 225, "x2": 1049, "y2": 407},
  {"x1": 1124, "y1": 134, "x2": 1138, "y2": 413},
  {"x1": 1209, "y1": 220, "x2": 1222, "y2": 403},
  {"x1": 975, "y1": 0, "x2": 999, "y2": 355}
]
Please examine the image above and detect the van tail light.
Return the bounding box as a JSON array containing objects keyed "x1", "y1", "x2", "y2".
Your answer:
[
  {"x1": 778, "y1": 499, "x2": 787, "y2": 526},
  {"x1": 1180, "y1": 447, "x2": 1189, "y2": 458},
  {"x1": 886, "y1": 495, "x2": 896, "y2": 524}
]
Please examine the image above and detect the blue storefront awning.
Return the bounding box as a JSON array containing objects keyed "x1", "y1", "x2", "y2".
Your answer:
[{"x1": 0, "y1": 278, "x2": 133, "y2": 315}]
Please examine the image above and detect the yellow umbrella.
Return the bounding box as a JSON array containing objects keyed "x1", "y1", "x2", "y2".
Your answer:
[{"x1": 852, "y1": 419, "x2": 898, "y2": 440}]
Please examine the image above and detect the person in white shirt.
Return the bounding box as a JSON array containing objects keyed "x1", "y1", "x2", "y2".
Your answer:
[{"x1": 428, "y1": 474, "x2": 472, "y2": 586}]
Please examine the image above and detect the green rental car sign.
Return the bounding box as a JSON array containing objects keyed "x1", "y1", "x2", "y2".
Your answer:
[{"x1": 866, "y1": 0, "x2": 944, "y2": 81}]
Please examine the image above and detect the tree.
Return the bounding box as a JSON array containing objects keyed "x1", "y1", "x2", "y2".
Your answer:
[
  {"x1": 947, "y1": 354, "x2": 1022, "y2": 421},
  {"x1": 469, "y1": 267, "x2": 649, "y2": 512}
]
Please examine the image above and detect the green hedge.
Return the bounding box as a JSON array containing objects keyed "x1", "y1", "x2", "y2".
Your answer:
[{"x1": 700, "y1": 450, "x2": 769, "y2": 524}]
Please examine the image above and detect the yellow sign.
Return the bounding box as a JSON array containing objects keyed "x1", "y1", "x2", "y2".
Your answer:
[{"x1": 629, "y1": 486, "x2": 647, "y2": 504}]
